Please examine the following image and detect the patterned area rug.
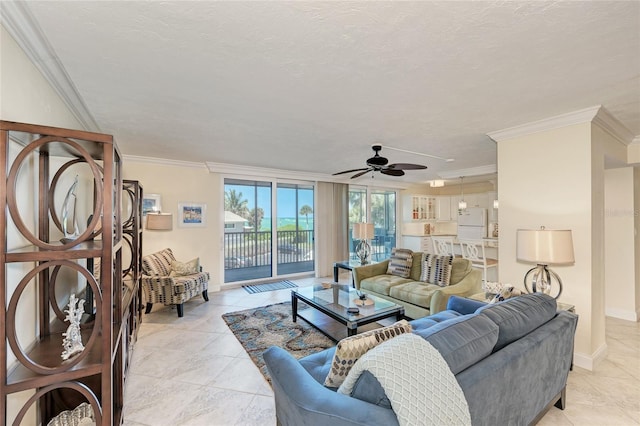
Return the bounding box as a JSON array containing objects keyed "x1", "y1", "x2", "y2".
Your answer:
[
  {"x1": 222, "y1": 301, "x2": 334, "y2": 383},
  {"x1": 242, "y1": 280, "x2": 298, "y2": 294}
]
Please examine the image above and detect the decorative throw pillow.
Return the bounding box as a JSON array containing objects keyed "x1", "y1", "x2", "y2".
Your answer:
[
  {"x1": 170, "y1": 258, "x2": 200, "y2": 277},
  {"x1": 420, "y1": 253, "x2": 453, "y2": 287},
  {"x1": 386, "y1": 248, "x2": 413, "y2": 278},
  {"x1": 324, "y1": 320, "x2": 412, "y2": 388},
  {"x1": 488, "y1": 286, "x2": 522, "y2": 304}
]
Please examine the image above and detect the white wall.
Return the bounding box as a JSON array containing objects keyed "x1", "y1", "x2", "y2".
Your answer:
[
  {"x1": 496, "y1": 112, "x2": 633, "y2": 371},
  {"x1": 498, "y1": 123, "x2": 600, "y2": 368},
  {"x1": 1, "y1": 24, "x2": 86, "y2": 425},
  {"x1": 122, "y1": 159, "x2": 222, "y2": 292},
  {"x1": 604, "y1": 167, "x2": 638, "y2": 321}
]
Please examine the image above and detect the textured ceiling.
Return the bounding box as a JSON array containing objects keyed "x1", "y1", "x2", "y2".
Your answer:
[{"x1": 15, "y1": 1, "x2": 640, "y2": 183}]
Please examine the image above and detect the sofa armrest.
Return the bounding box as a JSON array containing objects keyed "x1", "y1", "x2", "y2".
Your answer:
[
  {"x1": 429, "y1": 269, "x2": 483, "y2": 314},
  {"x1": 446, "y1": 295, "x2": 487, "y2": 314},
  {"x1": 352, "y1": 260, "x2": 390, "y2": 289},
  {"x1": 264, "y1": 346, "x2": 399, "y2": 426}
]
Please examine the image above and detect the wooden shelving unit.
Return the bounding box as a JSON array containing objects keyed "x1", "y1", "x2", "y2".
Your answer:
[
  {"x1": 114, "y1": 180, "x2": 143, "y2": 419},
  {"x1": 0, "y1": 120, "x2": 127, "y2": 425}
]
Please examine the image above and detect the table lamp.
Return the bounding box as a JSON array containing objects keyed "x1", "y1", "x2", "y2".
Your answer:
[
  {"x1": 353, "y1": 222, "x2": 374, "y2": 264},
  {"x1": 516, "y1": 227, "x2": 574, "y2": 299}
]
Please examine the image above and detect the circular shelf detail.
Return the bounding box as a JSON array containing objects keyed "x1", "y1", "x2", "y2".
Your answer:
[{"x1": 7, "y1": 260, "x2": 103, "y2": 375}]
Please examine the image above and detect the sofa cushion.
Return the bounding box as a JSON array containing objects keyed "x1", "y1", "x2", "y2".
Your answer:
[
  {"x1": 475, "y1": 293, "x2": 557, "y2": 351},
  {"x1": 324, "y1": 320, "x2": 412, "y2": 387},
  {"x1": 359, "y1": 275, "x2": 413, "y2": 295},
  {"x1": 386, "y1": 248, "x2": 413, "y2": 278},
  {"x1": 450, "y1": 257, "x2": 473, "y2": 284},
  {"x1": 413, "y1": 314, "x2": 499, "y2": 374},
  {"x1": 389, "y1": 282, "x2": 441, "y2": 309},
  {"x1": 409, "y1": 252, "x2": 424, "y2": 281},
  {"x1": 349, "y1": 316, "x2": 497, "y2": 410},
  {"x1": 420, "y1": 253, "x2": 453, "y2": 286},
  {"x1": 349, "y1": 370, "x2": 392, "y2": 409},
  {"x1": 300, "y1": 347, "x2": 337, "y2": 386},
  {"x1": 409, "y1": 310, "x2": 462, "y2": 333}
]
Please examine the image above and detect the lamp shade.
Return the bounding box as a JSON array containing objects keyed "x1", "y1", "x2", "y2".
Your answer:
[
  {"x1": 146, "y1": 213, "x2": 173, "y2": 231},
  {"x1": 352, "y1": 222, "x2": 374, "y2": 240},
  {"x1": 517, "y1": 228, "x2": 574, "y2": 265}
]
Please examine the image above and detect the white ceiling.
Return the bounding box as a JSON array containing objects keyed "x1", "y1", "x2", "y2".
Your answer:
[{"x1": 4, "y1": 1, "x2": 640, "y2": 185}]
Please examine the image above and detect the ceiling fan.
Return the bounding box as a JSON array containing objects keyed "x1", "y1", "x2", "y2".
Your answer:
[{"x1": 332, "y1": 144, "x2": 428, "y2": 179}]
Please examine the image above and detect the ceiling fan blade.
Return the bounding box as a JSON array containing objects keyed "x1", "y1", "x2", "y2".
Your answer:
[
  {"x1": 351, "y1": 169, "x2": 373, "y2": 179},
  {"x1": 381, "y1": 169, "x2": 405, "y2": 177},
  {"x1": 387, "y1": 163, "x2": 428, "y2": 171},
  {"x1": 333, "y1": 167, "x2": 370, "y2": 176}
]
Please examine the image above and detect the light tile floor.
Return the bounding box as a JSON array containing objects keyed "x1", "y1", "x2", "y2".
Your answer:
[{"x1": 123, "y1": 276, "x2": 640, "y2": 425}]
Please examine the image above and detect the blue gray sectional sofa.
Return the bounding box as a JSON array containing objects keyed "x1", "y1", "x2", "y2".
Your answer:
[{"x1": 264, "y1": 293, "x2": 578, "y2": 426}]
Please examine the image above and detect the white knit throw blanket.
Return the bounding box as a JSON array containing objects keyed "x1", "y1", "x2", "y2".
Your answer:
[{"x1": 338, "y1": 333, "x2": 471, "y2": 426}]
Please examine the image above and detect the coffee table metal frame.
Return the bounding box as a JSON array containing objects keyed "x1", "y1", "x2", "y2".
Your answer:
[{"x1": 291, "y1": 285, "x2": 405, "y2": 342}]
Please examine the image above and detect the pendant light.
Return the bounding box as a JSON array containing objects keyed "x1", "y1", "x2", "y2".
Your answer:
[{"x1": 458, "y1": 176, "x2": 467, "y2": 211}]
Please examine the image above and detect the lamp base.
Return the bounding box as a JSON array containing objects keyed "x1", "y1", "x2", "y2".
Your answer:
[
  {"x1": 355, "y1": 240, "x2": 371, "y2": 265},
  {"x1": 523, "y1": 264, "x2": 563, "y2": 299}
]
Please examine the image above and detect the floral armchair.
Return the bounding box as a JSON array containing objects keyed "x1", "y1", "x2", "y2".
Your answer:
[{"x1": 141, "y1": 248, "x2": 209, "y2": 317}]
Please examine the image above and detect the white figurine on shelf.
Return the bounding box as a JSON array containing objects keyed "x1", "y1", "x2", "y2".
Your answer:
[{"x1": 61, "y1": 294, "x2": 85, "y2": 360}]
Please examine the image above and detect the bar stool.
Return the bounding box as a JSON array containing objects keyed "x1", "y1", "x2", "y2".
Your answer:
[
  {"x1": 458, "y1": 239, "x2": 498, "y2": 283},
  {"x1": 432, "y1": 236, "x2": 456, "y2": 256}
]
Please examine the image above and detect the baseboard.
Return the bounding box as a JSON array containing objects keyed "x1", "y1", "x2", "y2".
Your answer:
[
  {"x1": 573, "y1": 342, "x2": 608, "y2": 371},
  {"x1": 605, "y1": 307, "x2": 639, "y2": 322}
]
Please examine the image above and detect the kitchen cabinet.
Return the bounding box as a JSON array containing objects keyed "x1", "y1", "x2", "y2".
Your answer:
[
  {"x1": 402, "y1": 236, "x2": 434, "y2": 254},
  {"x1": 436, "y1": 196, "x2": 453, "y2": 221},
  {"x1": 403, "y1": 195, "x2": 436, "y2": 221}
]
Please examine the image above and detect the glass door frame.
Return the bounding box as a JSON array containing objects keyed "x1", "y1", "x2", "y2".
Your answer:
[
  {"x1": 222, "y1": 174, "x2": 316, "y2": 285},
  {"x1": 349, "y1": 184, "x2": 400, "y2": 260}
]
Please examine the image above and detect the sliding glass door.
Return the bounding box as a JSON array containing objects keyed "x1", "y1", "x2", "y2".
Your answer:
[
  {"x1": 371, "y1": 189, "x2": 396, "y2": 260},
  {"x1": 348, "y1": 187, "x2": 367, "y2": 259},
  {"x1": 224, "y1": 178, "x2": 315, "y2": 283},
  {"x1": 224, "y1": 179, "x2": 272, "y2": 283},
  {"x1": 348, "y1": 186, "x2": 397, "y2": 261},
  {"x1": 276, "y1": 183, "x2": 314, "y2": 274}
]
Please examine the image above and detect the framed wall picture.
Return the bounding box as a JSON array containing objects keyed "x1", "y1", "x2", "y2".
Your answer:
[
  {"x1": 178, "y1": 202, "x2": 207, "y2": 227},
  {"x1": 142, "y1": 194, "x2": 162, "y2": 216}
]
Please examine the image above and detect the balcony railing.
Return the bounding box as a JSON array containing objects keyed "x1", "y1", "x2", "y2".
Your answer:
[{"x1": 224, "y1": 230, "x2": 314, "y2": 270}]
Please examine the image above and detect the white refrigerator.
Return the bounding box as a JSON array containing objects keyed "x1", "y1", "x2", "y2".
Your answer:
[{"x1": 457, "y1": 207, "x2": 488, "y2": 239}]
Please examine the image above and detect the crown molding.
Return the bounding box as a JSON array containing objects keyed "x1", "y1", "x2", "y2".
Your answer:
[
  {"x1": 487, "y1": 106, "x2": 601, "y2": 142},
  {"x1": 437, "y1": 164, "x2": 497, "y2": 179},
  {"x1": 1, "y1": 2, "x2": 100, "y2": 131},
  {"x1": 487, "y1": 105, "x2": 635, "y2": 146},
  {"x1": 123, "y1": 155, "x2": 207, "y2": 169},
  {"x1": 591, "y1": 107, "x2": 636, "y2": 145}
]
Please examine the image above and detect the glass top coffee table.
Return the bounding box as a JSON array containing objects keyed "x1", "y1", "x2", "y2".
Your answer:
[{"x1": 291, "y1": 284, "x2": 405, "y2": 342}]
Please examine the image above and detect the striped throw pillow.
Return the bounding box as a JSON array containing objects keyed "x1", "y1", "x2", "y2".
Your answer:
[
  {"x1": 420, "y1": 253, "x2": 453, "y2": 287},
  {"x1": 386, "y1": 248, "x2": 414, "y2": 278}
]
